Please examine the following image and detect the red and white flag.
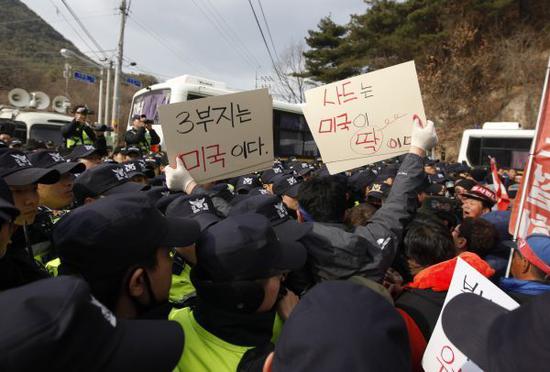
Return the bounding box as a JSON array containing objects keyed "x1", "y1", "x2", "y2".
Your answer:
[
  {"x1": 509, "y1": 57, "x2": 550, "y2": 239},
  {"x1": 490, "y1": 157, "x2": 510, "y2": 211}
]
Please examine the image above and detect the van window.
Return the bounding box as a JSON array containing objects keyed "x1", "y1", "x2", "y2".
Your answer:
[{"x1": 30, "y1": 124, "x2": 65, "y2": 145}]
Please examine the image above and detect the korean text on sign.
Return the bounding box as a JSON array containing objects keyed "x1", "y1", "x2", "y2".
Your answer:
[
  {"x1": 158, "y1": 88, "x2": 274, "y2": 183},
  {"x1": 303, "y1": 60, "x2": 426, "y2": 175},
  {"x1": 422, "y1": 258, "x2": 519, "y2": 372}
]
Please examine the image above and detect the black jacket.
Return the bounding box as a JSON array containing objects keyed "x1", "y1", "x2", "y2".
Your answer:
[
  {"x1": 0, "y1": 227, "x2": 49, "y2": 291},
  {"x1": 124, "y1": 127, "x2": 160, "y2": 148},
  {"x1": 395, "y1": 288, "x2": 446, "y2": 340},
  {"x1": 304, "y1": 153, "x2": 425, "y2": 283},
  {"x1": 61, "y1": 119, "x2": 107, "y2": 155}
]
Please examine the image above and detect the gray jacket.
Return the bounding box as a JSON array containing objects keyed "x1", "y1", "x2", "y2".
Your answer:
[{"x1": 303, "y1": 153, "x2": 425, "y2": 283}]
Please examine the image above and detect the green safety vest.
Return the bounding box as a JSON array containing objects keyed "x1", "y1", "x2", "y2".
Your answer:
[
  {"x1": 170, "y1": 308, "x2": 253, "y2": 372},
  {"x1": 66, "y1": 125, "x2": 94, "y2": 148},
  {"x1": 169, "y1": 263, "x2": 196, "y2": 305}
]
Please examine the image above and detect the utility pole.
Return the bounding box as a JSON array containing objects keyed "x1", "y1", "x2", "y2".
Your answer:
[
  {"x1": 104, "y1": 60, "x2": 112, "y2": 125},
  {"x1": 97, "y1": 66, "x2": 104, "y2": 124},
  {"x1": 112, "y1": 0, "x2": 128, "y2": 144}
]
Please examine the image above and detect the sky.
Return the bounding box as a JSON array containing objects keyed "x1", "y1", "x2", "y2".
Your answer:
[{"x1": 21, "y1": 0, "x2": 367, "y2": 90}]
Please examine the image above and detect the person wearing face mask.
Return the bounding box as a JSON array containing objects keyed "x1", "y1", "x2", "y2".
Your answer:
[
  {"x1": 0, "y1": 148, "x2": 60, "y2": 290},
  {"x1": 52, "y1": 193, "x2": 201, "y2": 319},
  {"x1": 169, "y1": 214, "x2": 306, "y2": 372}
]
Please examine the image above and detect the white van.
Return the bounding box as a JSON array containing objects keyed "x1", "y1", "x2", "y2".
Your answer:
[
  {"x1": 128, "y1": 75, "x2": 319, "y2": 158},
  {"x1": 0, "y1": 108, "x2": 72, "y2": 146},
  {"x1": 457, "y1": 122, "x2": 535, "y2": 169}
]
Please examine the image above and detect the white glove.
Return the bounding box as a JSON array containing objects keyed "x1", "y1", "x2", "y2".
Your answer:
[
  {"x1": 410, "y1": 117, "x2": 438, "y2": 152},
  {"x1": 165, "y1": 156, "x2": 196, "y2": 193}
]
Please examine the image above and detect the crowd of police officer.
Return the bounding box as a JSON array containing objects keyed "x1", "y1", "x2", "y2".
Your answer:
[{"x1": 0, "y1": 109, "x2": 549, "y2": 372}]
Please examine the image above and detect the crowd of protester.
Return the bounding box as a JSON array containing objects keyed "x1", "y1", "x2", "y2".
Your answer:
[{"x1": 0, "y1": 106, "x2": 548, "y2": 372}]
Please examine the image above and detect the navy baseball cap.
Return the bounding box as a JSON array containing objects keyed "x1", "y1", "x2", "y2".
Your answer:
[
  {"x1": 349, "y1": 169, "x2": 376, "y2": 194},
  {"x1": 442, "y1": 291, "x2": 550, "y2": 372},
  {"x1": 273, "y1": 174, "x2": 302, "y2": 198},
  {"x1": 229, "y1": 195, "x2": 312, "y2": 242},
  {"x1": 122, "y1": 160, "x2": 148, "y2": 179},
  {"x1": 235, "y1": 175, "x2": 261, "y2": 194},
  {"x1": 53, "y1": 193, "x2": 201, "y2": 279},
  {"x1": 28, "y1": 149, "x2": 85, "y2": 175},
  {"x1": 0, "y1": 276, "x2": 184, "y2": 372},
  {"x1": 261, "y1": 167, "x2": 284, "y2": 184},
  {"x1": 0, "y1": 178, "x2": 18, "y2": 224},
  {"x1": 0, "y1": 148, "x2": 60, "y2": 186},
  {"x1": 423, "y1": 183, "x2": 446, "y2": 196},
  {"x1": 165, "y1": 194, "x2": 221, "y2": 231},
  {"x1": 273, "y1": 281, "x2": 410, "y2": 371},
  {"x1": 66, "y1": 145, "x2": 99, "y2": 161},
  {"x1": 196, "y1": 213, "x2": 306, "y2": 282},
  {"x1": 73, "y1": 163, "x2": 148, "y2": 205}
]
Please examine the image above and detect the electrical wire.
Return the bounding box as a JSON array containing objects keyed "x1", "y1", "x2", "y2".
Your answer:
[
  {"x1": 58, "y1": 0, "x2": 108, "y2": 60},
  {"x1": 257, "y1": 0, "x2": 280, "y2": 63},
  {"x1": 47, "y1": 0, "x2": 100, "y2": 60},
  {"x1": 126, "y1": 14, "x2": 211, "y2": 76},
  {"x1": 201, "y1": 0, "x2": 262, "y2": 68}
]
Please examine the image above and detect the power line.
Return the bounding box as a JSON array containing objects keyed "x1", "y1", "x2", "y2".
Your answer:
[
  {"x1": 247, "y1": 0, "x2": 299, "y2": 102},
  {"x1": 0, "y1": 12, "x2": 115, "y2": 26},
  {"x1": 202, "y1": 0, "x2": 262, "y2": 68},
  {"x1": 126, "y1": 14, "x2": 211, "y2": 76},
  {"x1": 58, "y1": 0, "x2": 108, "y2": 60},
  {"x1": 257, "y1": 0, "x2": 280, "y2": 63},
  {"x1": 47, "y1": 0, "x2": 100, "y2": 60},
  {"x1": 247, "y1": 1, "x2": 282, "y2": 76},
  {"x1": 188, "y1": 0, "x2": 259, "y2": 69}
]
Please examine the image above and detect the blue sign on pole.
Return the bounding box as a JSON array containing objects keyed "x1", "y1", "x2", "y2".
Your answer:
[
  {"x1": 73, "y1": 71, "x2": 96, "y2": 84},
  {"x1": 126, "y1": 77, "x2": 142, "y2": 88}
]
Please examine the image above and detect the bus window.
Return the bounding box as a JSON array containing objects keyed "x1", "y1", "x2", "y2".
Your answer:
[
  {"x1": 274, "y1": 110, "x2": 319, "y2": 158},
  {"x1": 131, "y1": 89, "x2": 171, "y2": 124},
  {"x1": 466, "y1": 137, "x2": 531, "y2": 168}
]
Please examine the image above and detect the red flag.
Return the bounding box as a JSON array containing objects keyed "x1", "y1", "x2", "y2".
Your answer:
[
  {"x1": 509, "y1": 57, "x2": 550, "y2": 238},
  {"x1": 490, "y1": 157, "x2": 510, "y2": 211}
]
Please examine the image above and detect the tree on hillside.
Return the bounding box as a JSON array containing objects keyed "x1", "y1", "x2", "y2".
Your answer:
[{"x1": 301, "y1": 16, "x2": 359, "y2": 83}]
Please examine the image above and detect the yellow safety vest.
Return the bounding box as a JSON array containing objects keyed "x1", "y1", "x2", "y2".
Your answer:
[
  {"x1": 169, "y1": 264, "x2": 196, "y2": 305},
  {"x1": 67, "y1": 125, "x2": 94, "y2": 148},
  {"x1": 170, "y1": 308, "x2": 253, "y2": 372}
]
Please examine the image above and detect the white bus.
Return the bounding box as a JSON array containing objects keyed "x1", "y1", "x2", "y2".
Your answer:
[
  {"x1": 128, "y1": 75, "x2": 319, "y2": 158},
  {"x1": 457, "y1": 122, "x2": 534, "y2": 169}
]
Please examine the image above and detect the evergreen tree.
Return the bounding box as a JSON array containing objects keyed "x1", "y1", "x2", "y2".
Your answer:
[{"x1": 301, "y1": 16, "x2": 359, "y2": 83}]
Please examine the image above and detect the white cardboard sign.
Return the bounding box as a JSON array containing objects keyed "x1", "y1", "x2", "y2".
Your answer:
[
  {"x1": 422, "y1": 258, "x2": 519, "y2": 372},
  {"x1": 303, "y1": 61, "x2": 426, "y2": 174},
  {"x1": 158, "y1": 89, "x2": 274, "y2": 183}
]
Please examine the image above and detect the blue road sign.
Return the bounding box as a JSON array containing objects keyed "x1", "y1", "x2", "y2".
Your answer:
[
  {"x1": 126, "y1": 77, "x2": 142, "y2": 88},
  {"x1": 73, "y1": 71, "x2": 96, "y2": 84}
]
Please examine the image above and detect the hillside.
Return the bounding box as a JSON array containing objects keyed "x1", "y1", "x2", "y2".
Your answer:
[
  {"x1": 302, "y1": 0, "x2": 550, "y2": 160},
  {"x1": 0, "y1": 0, "x2": 156, "y2": 128}
]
